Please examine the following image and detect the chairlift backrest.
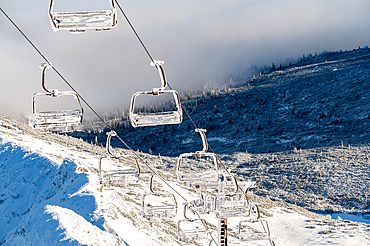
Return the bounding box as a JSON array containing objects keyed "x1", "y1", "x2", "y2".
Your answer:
[
  {"x1": 177, "y1": 129, "x2": 220, "y2": 185},
  {"x1": 32, "y1": 64, "x2": 83, "y2": 132},
  {"x1": 129, "y1": 60, "x2": 182, "y2": 127},
  {"x1": 49, "y1": 0, "x2": 117, "y2": 32}
]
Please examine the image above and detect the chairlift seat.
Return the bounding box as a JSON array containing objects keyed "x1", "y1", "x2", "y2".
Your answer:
[
  {"x1": 189, "y1": 195, "x2": 216, "y2": 214},
  {"x1": 177, "y1": 203, "x2": 210, "y2": 243},
  {"x1": 32, "y1": 64, "x2": 84, "y2": 132},
  {"x1": 141, "y1": 174, "x2": 177, "y2": 218},
  {"x1": 98, "y1": 131, "x2": 141, "y2": 189},
  {"x1": 215, "y1": 194, "x2": 250, "y2": 218},
  {"x1": 141, "y1": 193, "x2": 177, "y2": 218},
  {"x1": 214, "y1": 175, "x2": 257, "y2": 218},
  {"x1": 238, "y1": 219, "x2": 272, "y2": 243},
  {"x1": 49, "y1": 0, "x2": 117, "y2": 32},
  {"x1": 130, "y1": 90, "x2": 182, "y2": 127},
  {"x1": 177, "y1": 129, "x2": 220, "y2": 187},
  {"x1": 32, "y1": 91, "x2": 83, "y2": 132},
  {"x1": 177, "y1": 218, "x2": 209, "y2": 243},
  {"x1": 99, "y1": 156, "x2": 140, "y2": 188},
  {"x1": 129, "y1": 60, "x2": 182, "y2": 127},
  {"x1": 177, "y1": 151, "x2": 220, "y2": 186}
]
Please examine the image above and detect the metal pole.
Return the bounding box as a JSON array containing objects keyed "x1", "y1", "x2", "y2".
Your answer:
[{"x1": 218, "y1": 218, "x2": 227, "y2": 246}]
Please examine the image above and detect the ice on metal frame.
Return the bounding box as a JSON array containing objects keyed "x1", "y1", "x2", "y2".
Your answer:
[
  {"x1": 177, "y1": 203, "x2": 210, "y2": 243},
  {"x1": 238, "y1": 219, "x2": 272, "y2": 243},
  {"x1": 49, "y1": 0, "x2": 117, "y2": 32},
  {"x1": 98, "y1": 131, "x2": 140, "y2": 189},
  {"x1": 129, "y1": 60, "x2": 183, "y2": 127},
  {"x1": 32, "y1": 92, "x2": 83, "y2": 133},
  {"x1": 214, "y1": 175, "x2": 254, "y2": 218},
  {"x1": 177, "y1": 129, "x2": 220, "y2": 185},
  {"x1": 141, "y1": 174, "x2": 177, "y2": 219},
  {"x1": 32, "y1": 64, "x2": 83, "y2": 133}
]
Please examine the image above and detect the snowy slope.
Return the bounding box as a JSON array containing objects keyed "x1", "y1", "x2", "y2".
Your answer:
[{"x1": 0, "y1": 117, "x2": 369, "y2": 246}]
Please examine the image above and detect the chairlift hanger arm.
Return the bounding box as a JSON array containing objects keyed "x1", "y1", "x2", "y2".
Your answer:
[
  {"x1": 150, "y1": 60, "x2": 167, "y2": 91},
  {"x1": 41, "y1": 63, "x2": 53, "y2": 93},
  {"x1": 195, "y1": 128, "x2": 208, "y2": 153},
  {"x1": 106, "y1": 130, "x2": 118, "y2": 156}
]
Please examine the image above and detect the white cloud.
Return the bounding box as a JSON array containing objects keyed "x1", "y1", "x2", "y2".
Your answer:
[{"x1": 0, "y1": 0, "x2": 369, "y2": 120}]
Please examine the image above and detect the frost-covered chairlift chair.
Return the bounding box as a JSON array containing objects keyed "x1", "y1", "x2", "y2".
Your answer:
[
  {"x1": 212, "y1": 176, "x2": 274, "y2": 245},
  {"x1": 98, "y1": 131, "x2": 141, "y2": 189},
  {"x1": 238, "y1": 209, "x2": 274, "y2": 245},
  {"x1": 129, "y1": 60, "x2": 183, "y2": 127},
  {"x1": 32, "y1": 63, "x2": 83, "y2": 132},
  {"x1": 141, "y1": 174, "x2": 177, "y2": 219},
  {"x1": 177, "y1": 203, "x2": 210, "y2": 244},
  {"x1": 49, "y1": 0, "x2": 117, "y2": 33},
  {"x1": 177, "y1": 129, "x2": 221, "y2": 187},
  {"x1": 214, "y1": 175, "x2": 255, "y2": 219},
  {"x1": 212, "y1": 179, "x2": 274, "y2": 245}
]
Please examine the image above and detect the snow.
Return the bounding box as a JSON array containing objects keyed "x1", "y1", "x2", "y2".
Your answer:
[
  {"x1": 0, "y1": 119, "x2": 369, "y2": 245},
  {"x1": 45, "y1": 205, "x2": 122, "y2": 245}
]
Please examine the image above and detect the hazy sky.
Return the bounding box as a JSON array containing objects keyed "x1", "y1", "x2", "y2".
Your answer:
[{"x1": 1, "y1": 0, "x2": 369, "y2": 121}]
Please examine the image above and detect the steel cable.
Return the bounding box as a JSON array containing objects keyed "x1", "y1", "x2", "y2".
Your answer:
[{"x1": 1, "y1": 6, "x2": 219, "y2": 245}]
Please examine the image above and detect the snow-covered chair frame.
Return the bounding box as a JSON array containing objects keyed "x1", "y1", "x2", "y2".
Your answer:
[
  {"x1": 238, "y1": 218, "x2": 274, "y2": 245},
  {"x1": 141, "y1": 174, "x2": 177, "y2": 219},
  {"x1": 32, "y1": 64, "x2": 83, "y2": 132},
  {"x1": 98, "y1": 155, "x2": 140, "y2": 188},
  {"x1": 98, "y1": 131, "x2": 140, "y2": 188},
  {"x1": 214, "y1": 175, "x2": 256, "y2": 218},
  {"x1": 49, "y1": 0, "x2": 117, "y2": 32},
  {"x1": 129, "y1": 60, "x2": 182, "y2": 127},
  {"x1": 177, "y1": 129, "x2": 220, "y2": 186},
  {"x1": 177, "y1": 203, "x2": 210, "y2": 243}
]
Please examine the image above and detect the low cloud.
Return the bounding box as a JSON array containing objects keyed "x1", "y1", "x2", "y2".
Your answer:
[{"x1": 1, "y1": 0, "x2": 369, "y2": 121}]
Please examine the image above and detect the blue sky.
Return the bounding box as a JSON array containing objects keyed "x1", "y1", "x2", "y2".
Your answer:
[{"x1": 1, "y1": 0, "x2": 369, "y2": 120}]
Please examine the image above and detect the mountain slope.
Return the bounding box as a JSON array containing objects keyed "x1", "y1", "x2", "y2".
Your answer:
[
  {"x1": 0, "y1": 117, "x2": 369, "y2": 245},
  {"x1": 92, "y1": 47, "x2": 370, "y2": 156}
]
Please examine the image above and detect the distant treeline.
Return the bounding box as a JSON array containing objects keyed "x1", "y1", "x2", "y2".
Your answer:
[{"x1": 234, "y1": 45, "x2": 369, "y2": 82}]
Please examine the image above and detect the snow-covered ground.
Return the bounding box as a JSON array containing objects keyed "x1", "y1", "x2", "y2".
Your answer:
[{"x1": 0, "y1": 117, "x2": 369, "y2": 245}]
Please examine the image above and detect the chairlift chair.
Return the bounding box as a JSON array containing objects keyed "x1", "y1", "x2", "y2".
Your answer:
[
  {"x1": 98, "y1": 131, "x2": 140, "y2": 189},
  {"x1": 32, "y1": 64, "x2": 83, "y2": 132},
  {"x1": 214, "y1": 175, "x2": 255, "y2": 218},
  {"x1": 129, "y1": 60, "x2": 182, "y2": 127},
  {"x1": 141, "y1": 174, "x2": 177, "y2": 218},
  {"x1": 177, "y1": 203, "x2": 210, "y2": 243},
  {"x1": 177, "y1": 129, "x2": 220, "y2": 187},
  {"x1": 188, "y1": 189, "x2": 216, "y2": 215},
  {"x1": 49, "y1": 0, "x2": 117, "y2": 32},
  {"x1": 238, "y1": 218, "x2": 274, "y2": 245}
]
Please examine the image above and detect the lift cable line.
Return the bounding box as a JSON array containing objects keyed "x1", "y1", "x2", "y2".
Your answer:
[
  {"x1": 0, "y1": 6, "x2": 188, "y2": 204},
  {"x1": 114, "y1": 0, "x2": 155, "y2": 64},
  {"x1": 0, "y1": 7, "x2": 218, "y2": 245},
  {"x1": 0, "y1": 8, "x2": 106, "y2": 131},
  {"x1": 113, "y1": 4, "x2": 271, "y2": 243},
  {"x1": 113, "y1": 1, "x2": 239, "y2": 187}
]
